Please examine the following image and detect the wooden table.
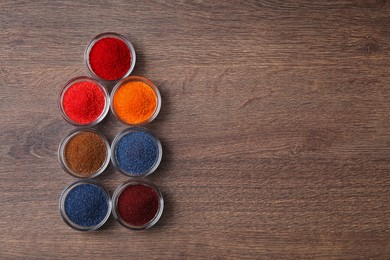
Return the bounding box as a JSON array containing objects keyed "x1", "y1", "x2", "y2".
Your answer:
[{"x1": 1, "y1": 1, "x2": 389, "y2": 259}]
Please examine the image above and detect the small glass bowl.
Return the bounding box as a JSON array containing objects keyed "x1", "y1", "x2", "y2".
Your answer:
[
  {"x1": 58, "y1": 128, "x2": 111, "y2": 179},
  {"x1": 59, "y1": 180, "x2": 112, "y2": 231},
  {"x1": 84, "y1": 32, "x2": 136, "y2": 82},
  {"x1": 58, "y1": 76, "x2": 110, "y2": 127},
  {"x1": 110, "y1": 76, "x2": 161, "y2": 126},
  {"x1": 112, "y1": 179, "x2": 164, "y2": 230},
  {"x1": 111, "y1": 127, "x2": 162, "y2": 177}
]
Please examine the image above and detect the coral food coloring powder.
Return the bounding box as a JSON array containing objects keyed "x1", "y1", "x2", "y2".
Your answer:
[
  {"x1": 117, "y1": 184, "x2": 159, "y2": 227},
  {"x1": 89, "y1": 37, "x2": 131, "y2": 81},
  {"x1": 62, "y1": 81, "x2": 105, "y2": 125}
]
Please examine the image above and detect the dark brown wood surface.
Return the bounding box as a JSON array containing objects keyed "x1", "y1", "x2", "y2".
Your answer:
[{"x1": 1, "y1": 1, "x2": 390, "y2": 259}]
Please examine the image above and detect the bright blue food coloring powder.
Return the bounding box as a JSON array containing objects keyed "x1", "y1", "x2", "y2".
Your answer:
[
  {"x1": 115, "y1": 130, "x2": 159, "y2": 174},
  {"x1": 64, "y1": 183, "x2": 109, "y2": 227}
]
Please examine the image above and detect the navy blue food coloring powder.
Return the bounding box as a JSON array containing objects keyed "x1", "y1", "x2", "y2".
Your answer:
[
  {"x1": 114, "y1": 129, "x2": 161, "y2": 176},
  {"x1": 63, "y1": 183, "x2": 110, "y2": 228}
]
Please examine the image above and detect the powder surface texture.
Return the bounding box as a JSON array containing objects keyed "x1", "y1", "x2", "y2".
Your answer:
[
  {"x1": 62, "y1": 81, "x2": 105, "y2": 124},
  {"x1": 113, "y1": 81, "x2": 157, "y2": 124},
  {"x1": 117, "y1": 184, "x2": 159, "y2": 226},
  {"x1": 64, "y1": 131, "x2": 107, "y2": 177},
  {"x1": 89, "y1": 37, "x2": 131, "y2": 80},
  {"x1": 115, "y1": 131, "x2": 159, "y2": 174},
  {"x1": 64, "y1": 184, "x2": 109, "y2": 227}
]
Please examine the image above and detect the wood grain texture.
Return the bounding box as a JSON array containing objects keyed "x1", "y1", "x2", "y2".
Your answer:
[{"x1": 1, "y1": 0, "x2": 390, "y2": 259}]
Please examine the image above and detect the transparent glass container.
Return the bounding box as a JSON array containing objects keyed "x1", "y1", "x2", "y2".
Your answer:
[
  {"x1": 112, "y1": 179, "x2": 164, "y2": 230},
  {"x1": 58, "y1": 128, "x2": 111, "y2": 179},
  {"x1": 84, "y1": 32, "x2": 136, "y2": 82},
  {"x1": 59, "y1": 180, "x2": 112, "y2": 231},
  {"x1": 110, "y1": 76, "x2": 161, "y2": 126},
  {"x1": 111, "y1": 127, "x2": 162, "y2": 177},
  {"x1": 58, "y1": 76, "x2": 110, "y2": 127}
]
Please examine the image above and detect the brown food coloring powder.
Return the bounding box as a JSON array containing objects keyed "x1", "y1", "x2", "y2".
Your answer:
[{"x1": 64, "y1": 131, "x2": 107, "y2": 177}]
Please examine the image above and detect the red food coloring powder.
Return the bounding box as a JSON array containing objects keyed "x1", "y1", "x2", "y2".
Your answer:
[
  {"x1": 117, "y1": 184, "x2": 160, "y2": 227},
  {"x1": 62, "y1": 81, "x2": 105, "y2": 124},
  {"x1": 89, "y1": 37, "x2": 131, "y2": 81}
]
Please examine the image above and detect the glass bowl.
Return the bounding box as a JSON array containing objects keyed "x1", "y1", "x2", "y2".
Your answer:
[
  {"x1": 110, "y1": 127, "x2": 162, "y2": 177},
  {"x1": 59, "y1": 180, "x2": 112, "y2": 231},
  {"x1": 110, "y1": 76, "x2": 161, "y2": 126},
  {"x1": 84, "y1": 32, "x2": 136, "y2": 82},
  {"x1": 58, "y1": 128, "x2": 111, "y2": 179},
  {"x1": 58, "y1": 76, "x2": 110, "y2": 127},
  {"x1": 112, "y1": 179, "x2": 164, "y2": 230}
]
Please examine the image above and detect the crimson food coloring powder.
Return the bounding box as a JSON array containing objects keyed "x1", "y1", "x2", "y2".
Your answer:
[
  {"x1": 89, "y1": 37, "x2": 131, "y2": 81},
  {"x1": 117, "y1": 184, "x2": 159, "y2": 227},
  {"x1": 62, "y1": 81, "x2": 105, "y2": 124}
]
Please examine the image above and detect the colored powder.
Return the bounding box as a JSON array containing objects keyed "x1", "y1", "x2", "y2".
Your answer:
[
  {"x1": 89, "y1": 37, "x2": 131, "y2": 80},
  {"x1": 62, "y1": 81, "x2": 105, "y2": 124},
  {"x1": 117, "y1": 184, "x2": 159, "y2": 226},
  {"x1": 64, "y1": 131, "x2": 107, "y2": 177},
  {"x1": 64, "y1": 184, "x2": 109, "y2": 227},
  {"x1": 115, "y1": 131, "x2": 159, "y2": 174},
  {"x1": 113, "y1": 81, "x2": 157, "y2": 125}
]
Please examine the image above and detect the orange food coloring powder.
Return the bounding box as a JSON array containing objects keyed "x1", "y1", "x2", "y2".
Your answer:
[{"x1": 113, "y1": 80, "x2": 157, "y2": 124}]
